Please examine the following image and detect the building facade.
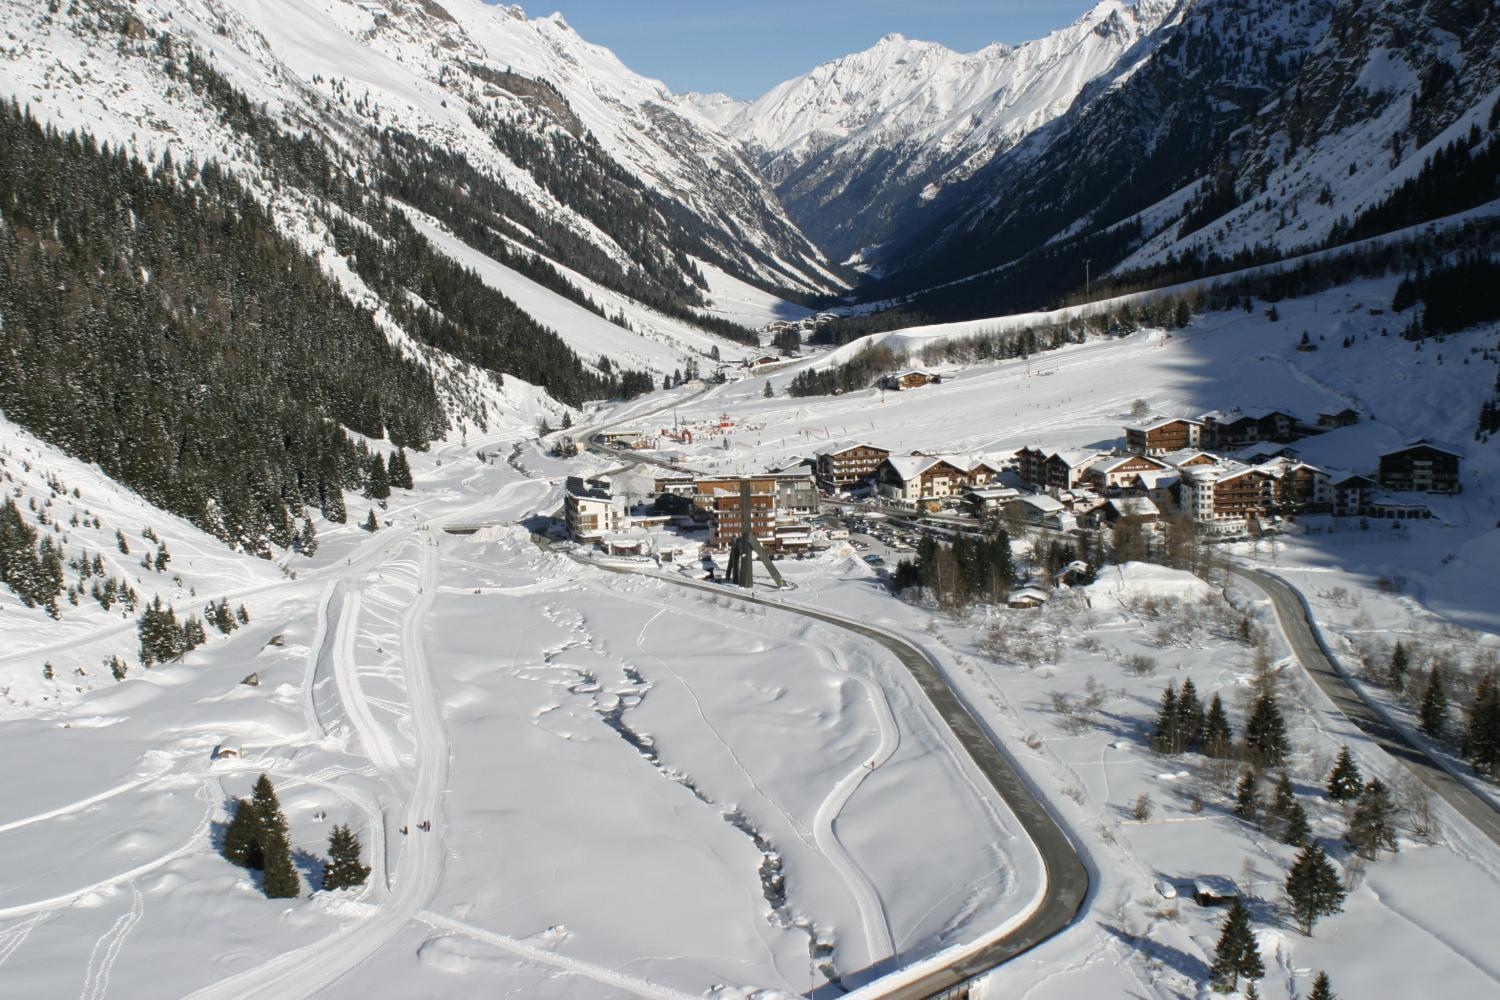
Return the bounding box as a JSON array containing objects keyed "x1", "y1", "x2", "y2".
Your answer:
[
  {"x1": 1378, "y1": 441, "x2": 1461, "y2": 493},
  {"x1": 1125, "y1": 417, "x2": 1203, "y2": 455},
  {"x1": 815, "y1": 444, "x2": 890, "y2": 488}
]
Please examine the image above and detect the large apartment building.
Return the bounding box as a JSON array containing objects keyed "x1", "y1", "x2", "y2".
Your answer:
[
  {"x1": 1378, "y1": 440, "x2": 1462, "y2": 494},
  {"x1": 564, "y1": 476, "x2": 626, "y2": 540},
  {"x1": 1124, "y1": 417, "x2": 1203, "y2": 455},
  {"x1": 814, "y1": 443, "x2": 890, "y2": 488}
]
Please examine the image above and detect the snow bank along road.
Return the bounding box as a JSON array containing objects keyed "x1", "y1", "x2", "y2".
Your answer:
[
  {"x1": 1232, "y1": 567, "x2": 1500, "y2": 848},
  {"x1": 581, "y1": 558, "x2": 1089, "y2": 999}
]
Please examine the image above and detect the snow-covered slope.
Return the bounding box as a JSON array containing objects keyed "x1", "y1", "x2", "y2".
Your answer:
[
  {"x1": 0, "y1": 0, "x2": 831, "y2": 400},
  {"x1": 714, "y1": 0, "x2": 1175, "y2": 262}
]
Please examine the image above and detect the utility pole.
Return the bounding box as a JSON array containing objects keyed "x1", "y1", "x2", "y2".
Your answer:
[{"x1": 1084, "y1": 258, "x2": 1092, "y2": 299}]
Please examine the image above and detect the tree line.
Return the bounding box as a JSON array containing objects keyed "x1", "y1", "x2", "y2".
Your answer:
[{"x1": 0, "y1": 99, "x2": 442, "y2": 553}]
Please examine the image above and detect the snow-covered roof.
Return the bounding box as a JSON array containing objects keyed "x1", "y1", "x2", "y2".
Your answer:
[
  {"x1": 1108, "y1": 497, "x2": 1160, "y2": 518},
  {"x1": 1136, "y1": 470, "x2": 1181, "y2": 489},
  {"x1": 1124, "y1": 415, "x2": 1202, "y2": 433},
  {"x1": 1009, "y1": 587, "x2": 1049, "y2": 604},
  {"x1": 1156, "y1": 449, "x2": 1217, "y2": 468},
  {"x1": 1051, "y1": 449, "x2": 1101, "y2": 469},
  {"x1": 1381, "y1": 438, "x2": 1463, "y2": 458},
  {"x1": 1088, "y1": 453, "x2": 1166, "y2": 474},
  {"x1": 815, "y1": 441, "x2": 887, "y2": 458},
  {"x1": 1019, "y1": 494, "x2": 1065, "y2": 513}
]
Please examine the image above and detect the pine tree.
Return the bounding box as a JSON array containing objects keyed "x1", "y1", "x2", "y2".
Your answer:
[
  {"x1": 1234, "y1": 769, "x2": 1261, "y2": 821},
  {"x1": 1269, "y1": 769, "x2": 1295, "y2": 827},
  {"x1": 222, "y1": 797, "x2": 264, "y2": 869},
  {"x1": 1244, "y1": 691, "x2": 1290, "y2": 767},
  {"x1": 1177, "y1": 678, "x2": 1205, "y2": 752},
  {"x1": 298, "y1": 518, "x2": 320, "y2": 556},
  {"x1": 1285, "y1": 842, "x2": 1345, "y2": 934},
  {"x1": 1307, "y1": 970, "x2": 1335, "y2": 1000},
  {"x1": 1281, "y1": 797, "x2": 1311, "y2": 847},
  {"x1": 1466, "y1": 672, "x2": 1500, "y2": 775},
  {"x1": 1346, "y1": 778, "x2": 1399, "y2": 859},
  {"x1": 323, "y1": 824, "x2": 370, "y2": 891},
  {"x1": 1327, "y1": 746, "x2": 1363, "y2": 802},
  {"x1": 1202, "y1": 694, "x2": 1234, "y2": 758},
  {"x1": 1208, "y1": 896, "x2": 1264, "y2": 992},
  {"x1": 261, "y1": 835, "x2": 301, "y2": 899},
  {"x1": 387, "y1": 449, "x2": 414, "y2": 490},
  {"x1": 1389, "y1": 640, "x2": 1409, "y2": 692},
  {"x1": 137, "y1": 596, "x2": 183, "y2": 666},
  {"x1": 1152, "y1": 682, "x2": 1180, "y2": 754},
  {"x1": 363, "y1": 508, "x2": 379, "y2": 533},
  {"x1": 252, "y1": 774, "x2": 300, "y2": 898},
  {"x1": 1418, "y1": 663, "x2": 1448, "y2": 737},
  {"x1": 763, "y1": 380, "x2": 774, "y2": 398},
  {"x1": 237, "y1": 604, "x2": 251, "y2": 625},
  {"x1": 366, "y1": 453, "x2": 391, "y2": 501}
]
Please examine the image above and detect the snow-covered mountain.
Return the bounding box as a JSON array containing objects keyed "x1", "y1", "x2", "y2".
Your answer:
[
  {"x1": 853, "y1": 0, "x2": 1500, "y2": 314},
  {"x1": 0, "y1": 0, "x2": 838, "y2": 355},
  {"x1": 712, "y1": 0, "x2": 1176, "y2": 263}
]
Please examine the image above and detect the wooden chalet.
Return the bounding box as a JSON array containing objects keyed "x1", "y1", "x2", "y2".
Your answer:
[{"x1": 1124, "y1": 417, "x2": 1203, "y2": 455}]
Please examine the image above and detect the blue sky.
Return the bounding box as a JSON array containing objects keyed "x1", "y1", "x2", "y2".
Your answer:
[{"x1": 504, "y1": 1, "x2": 1096, "y2": 99}]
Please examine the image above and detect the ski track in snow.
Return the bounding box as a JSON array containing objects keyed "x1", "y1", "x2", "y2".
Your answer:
[{"x1": 78, "y1": 884, "x2": 143, "y2": 1000}]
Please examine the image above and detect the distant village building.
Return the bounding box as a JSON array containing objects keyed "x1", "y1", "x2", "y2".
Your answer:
[
  {"x1": 1086, "y1": 453, "x2": 1171, "y2": 491},
  {"x1": 879, "y1": 369, "x2": 943, "y2": 391},
  {"x1": 1317, "y1": 408, "x2": 1360, "y2": 428},
  {"x1": 1330, "y1": 473, "x2": 1378, "y2": 516},
  {"x1": 814, "y1": 443, "x2": 891, "y2": 488},
  {"x1": 1015, "y1": 448, "x2": 1107, "y2": 491},
  {"x1": 1198, "y1": 409, "x2": 1301, "y2": 449},
  {"x1": 1179, "y1": 458, "x2": 1330, "y2": 530},
  {"x1": 686, "y1": 472, "x2": 818, "y2": 551},
  {"x1": 875, "y1": 455, "x2": 1000, "y2": 501},
  {"x1": 1378, "y1": 440, "x2": 1462, "y2": 494},
  {"x1": 1124, "y1": 417, "x2": 1203, "y2": 455},
  {"x1": 565, "y1": 476, "x2": 626, "y2": 540},
  {"x1": 1104, "y1": 496, "x2": 1161, "y2": 526},
  {"x1": 1007, "y1": 587, "x2": 1049, "y2": 610}
]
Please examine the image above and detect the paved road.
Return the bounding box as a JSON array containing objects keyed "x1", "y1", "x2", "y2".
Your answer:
[
  {"x1": 582, "y1": 558, "x2": 1089, "y2": 999},
  {"x1": 1229, "y1": 566, "x2": 1500, "y2": 848}
]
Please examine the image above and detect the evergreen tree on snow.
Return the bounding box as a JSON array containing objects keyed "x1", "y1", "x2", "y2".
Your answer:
[
  {"x1": 323, "y1": 824, "x2": 370, "y2": 891},
  {"x1": 237, "y1": 604, "x2": 251, "y2": 625},
  {"x1": 1269, "y1": 769, "x2": 1295, "y2": 827},
  {"x1": 1285, "y1": 843, "x2": 1344, "y2": 935},
  {"x1": 1326, "y1": 746, "x2": 1363, "y2": 802},
  {"x1": 1244, "y1": 691, "x2": 1290, "y2": 767},
  {"x1": 1202, "y1": 694, "x2": 1234, "y2": 758},
  {"x1": 366, "y1": 453, "x2": 391, "y2": 501},
  {"x1": 387, "y1": 449, "x2": 414, "y2": 490},
  {"x1": 1234, "y1": 769, "x2": 1261, "y2": 821},
  {"x1": 1388, "y1": 640, "x2": 1409, "y2": 692},
  {"x1": 1346, "y1": 778, "x2": 1399, "y2": 860},
  {"x1": 363, "y1": 509, "x2": 379, "y2": 533},
  {"x1": 252, "y1": 774, "x2": 300, "y2": 899},
  {"x1": 1307, "y1": 970, "x2": 1336, "y2": 1000},
  {"x1": 222, "y1": 797, "x2": 264, "y2": 870},
  {"x1": 1176, "y1": 678, "x2": 1205, "y2": 752},
  {"x1": 298, "y1": 518, "x2": 320, "y2": 556},
  {"x1": 137, "y1": 596, "x2": 183, "y2": 666},
  {"x1": 1280, "y1": 797, "x2": 1311, "y2": 847},
  {"x1": 1465, "y1": 672, "x2": 1500, "y2": 774},
  {"x1": 1152, "y1": 682, "x2": 1180, "y2": 754},
  {"x1": 1418, "y1": 663, "x2": 1448, "y2": 737},
  {"x1": 1208, "y1": 896, "x2": 1264, "y2": 992}
]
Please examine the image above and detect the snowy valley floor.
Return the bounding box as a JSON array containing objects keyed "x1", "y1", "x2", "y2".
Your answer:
[
  {"x1": 4, "y1": 273, "x2": 1500, "y2": 999},
  {"x1": 0, "y1": 415, "x2": 1032, "y2": 999}
]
